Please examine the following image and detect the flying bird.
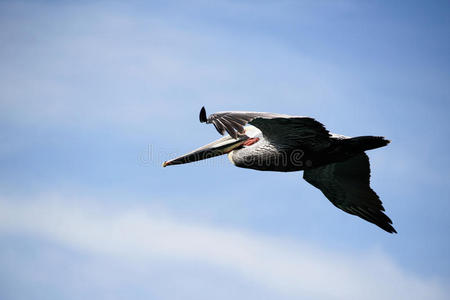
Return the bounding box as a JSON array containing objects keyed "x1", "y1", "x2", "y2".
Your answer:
[{"x1": 163, "y1": 107, "x2": 396, "y2": 233}]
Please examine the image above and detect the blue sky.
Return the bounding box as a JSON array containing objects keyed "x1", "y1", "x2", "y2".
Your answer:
[{"x1": 0, "y1": 0, "x2": 449, "y2": 299}]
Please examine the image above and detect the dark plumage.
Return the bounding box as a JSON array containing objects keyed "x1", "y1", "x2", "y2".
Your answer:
[{"x1": 164, "y1": 107, "x2": 396, "y2": 233}]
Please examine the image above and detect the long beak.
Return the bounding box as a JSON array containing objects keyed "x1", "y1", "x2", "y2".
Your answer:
[{"x1": 163, "y1": 135, "x2": 246, "y2": 167}]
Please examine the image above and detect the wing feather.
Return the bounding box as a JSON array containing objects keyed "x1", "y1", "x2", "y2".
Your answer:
[
  {"x1": 212, "y1": 119, "x2": 226, "y2": 135},
  {"x1": 199, "y1": 106, "x2": 331, "y2": 149},
  {"x1": 303, "y1": 153, "x2": 396, "y2": 233}
]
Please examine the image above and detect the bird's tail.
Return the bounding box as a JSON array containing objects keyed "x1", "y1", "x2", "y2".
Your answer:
[{"x1": 346, "y1": 136, "x2": 390, "y2": 152}]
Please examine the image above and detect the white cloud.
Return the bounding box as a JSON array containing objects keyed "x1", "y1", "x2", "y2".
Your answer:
[{"x1": 0, "y1": 195, "x2": 447, "y2": 300}]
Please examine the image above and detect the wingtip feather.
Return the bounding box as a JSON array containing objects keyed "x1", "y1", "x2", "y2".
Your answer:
[{"x1": 199, "y1": 106, "x2": 207, "y2": 123}]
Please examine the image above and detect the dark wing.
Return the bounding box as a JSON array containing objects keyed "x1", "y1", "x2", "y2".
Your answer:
[
  {"x1": 199, "y1": 106, "x2": 287, "y2": 138},
  {"x1": 199, "y1": 106, "x2": 331, "y2": 150},
  {"x1": 303, "y1": 153, "x2": 396, "y2": 233}
]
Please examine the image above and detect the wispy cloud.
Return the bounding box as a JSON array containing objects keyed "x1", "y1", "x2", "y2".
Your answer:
[
  {"x1": 0, "y1": 195, "x2": 447, "y2": 300},
  {"x1": 0, "y1": 1, "x2": 353, "y2": 132}
]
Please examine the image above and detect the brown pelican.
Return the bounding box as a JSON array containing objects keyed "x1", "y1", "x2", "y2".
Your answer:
[{"x1": 163, "y1": 107, "x2": 396, "y2": 233}]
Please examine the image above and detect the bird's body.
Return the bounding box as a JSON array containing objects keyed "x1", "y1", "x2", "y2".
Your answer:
[
  {"x1": 227, "y1": 125, "x2": 387, "y2": 172},
  {"x1": 163, "y1": 107, "x2": 396, "y2": 233}
]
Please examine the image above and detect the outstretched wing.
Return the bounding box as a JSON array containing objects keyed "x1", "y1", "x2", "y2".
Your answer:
[
  {"x1": 303, "y1": 153, "x2": 396, "y2": 233},
  {"x1": 199, "y1": 106, "x2": 331, "y2": 150}
]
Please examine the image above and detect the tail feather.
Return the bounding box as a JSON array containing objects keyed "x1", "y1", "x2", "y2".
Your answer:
[{"x1": 347, "y1": 136, "x2": 390, "y2": 152}]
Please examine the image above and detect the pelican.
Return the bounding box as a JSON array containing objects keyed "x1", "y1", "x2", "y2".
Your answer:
[{"x1": 163, "y1": 107, "x2": 396, "y2": 233}]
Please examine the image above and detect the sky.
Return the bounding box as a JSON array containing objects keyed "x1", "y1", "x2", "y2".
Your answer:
[{"x1": 0, "y1": 0, "x2": 449, "y2": 299}]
